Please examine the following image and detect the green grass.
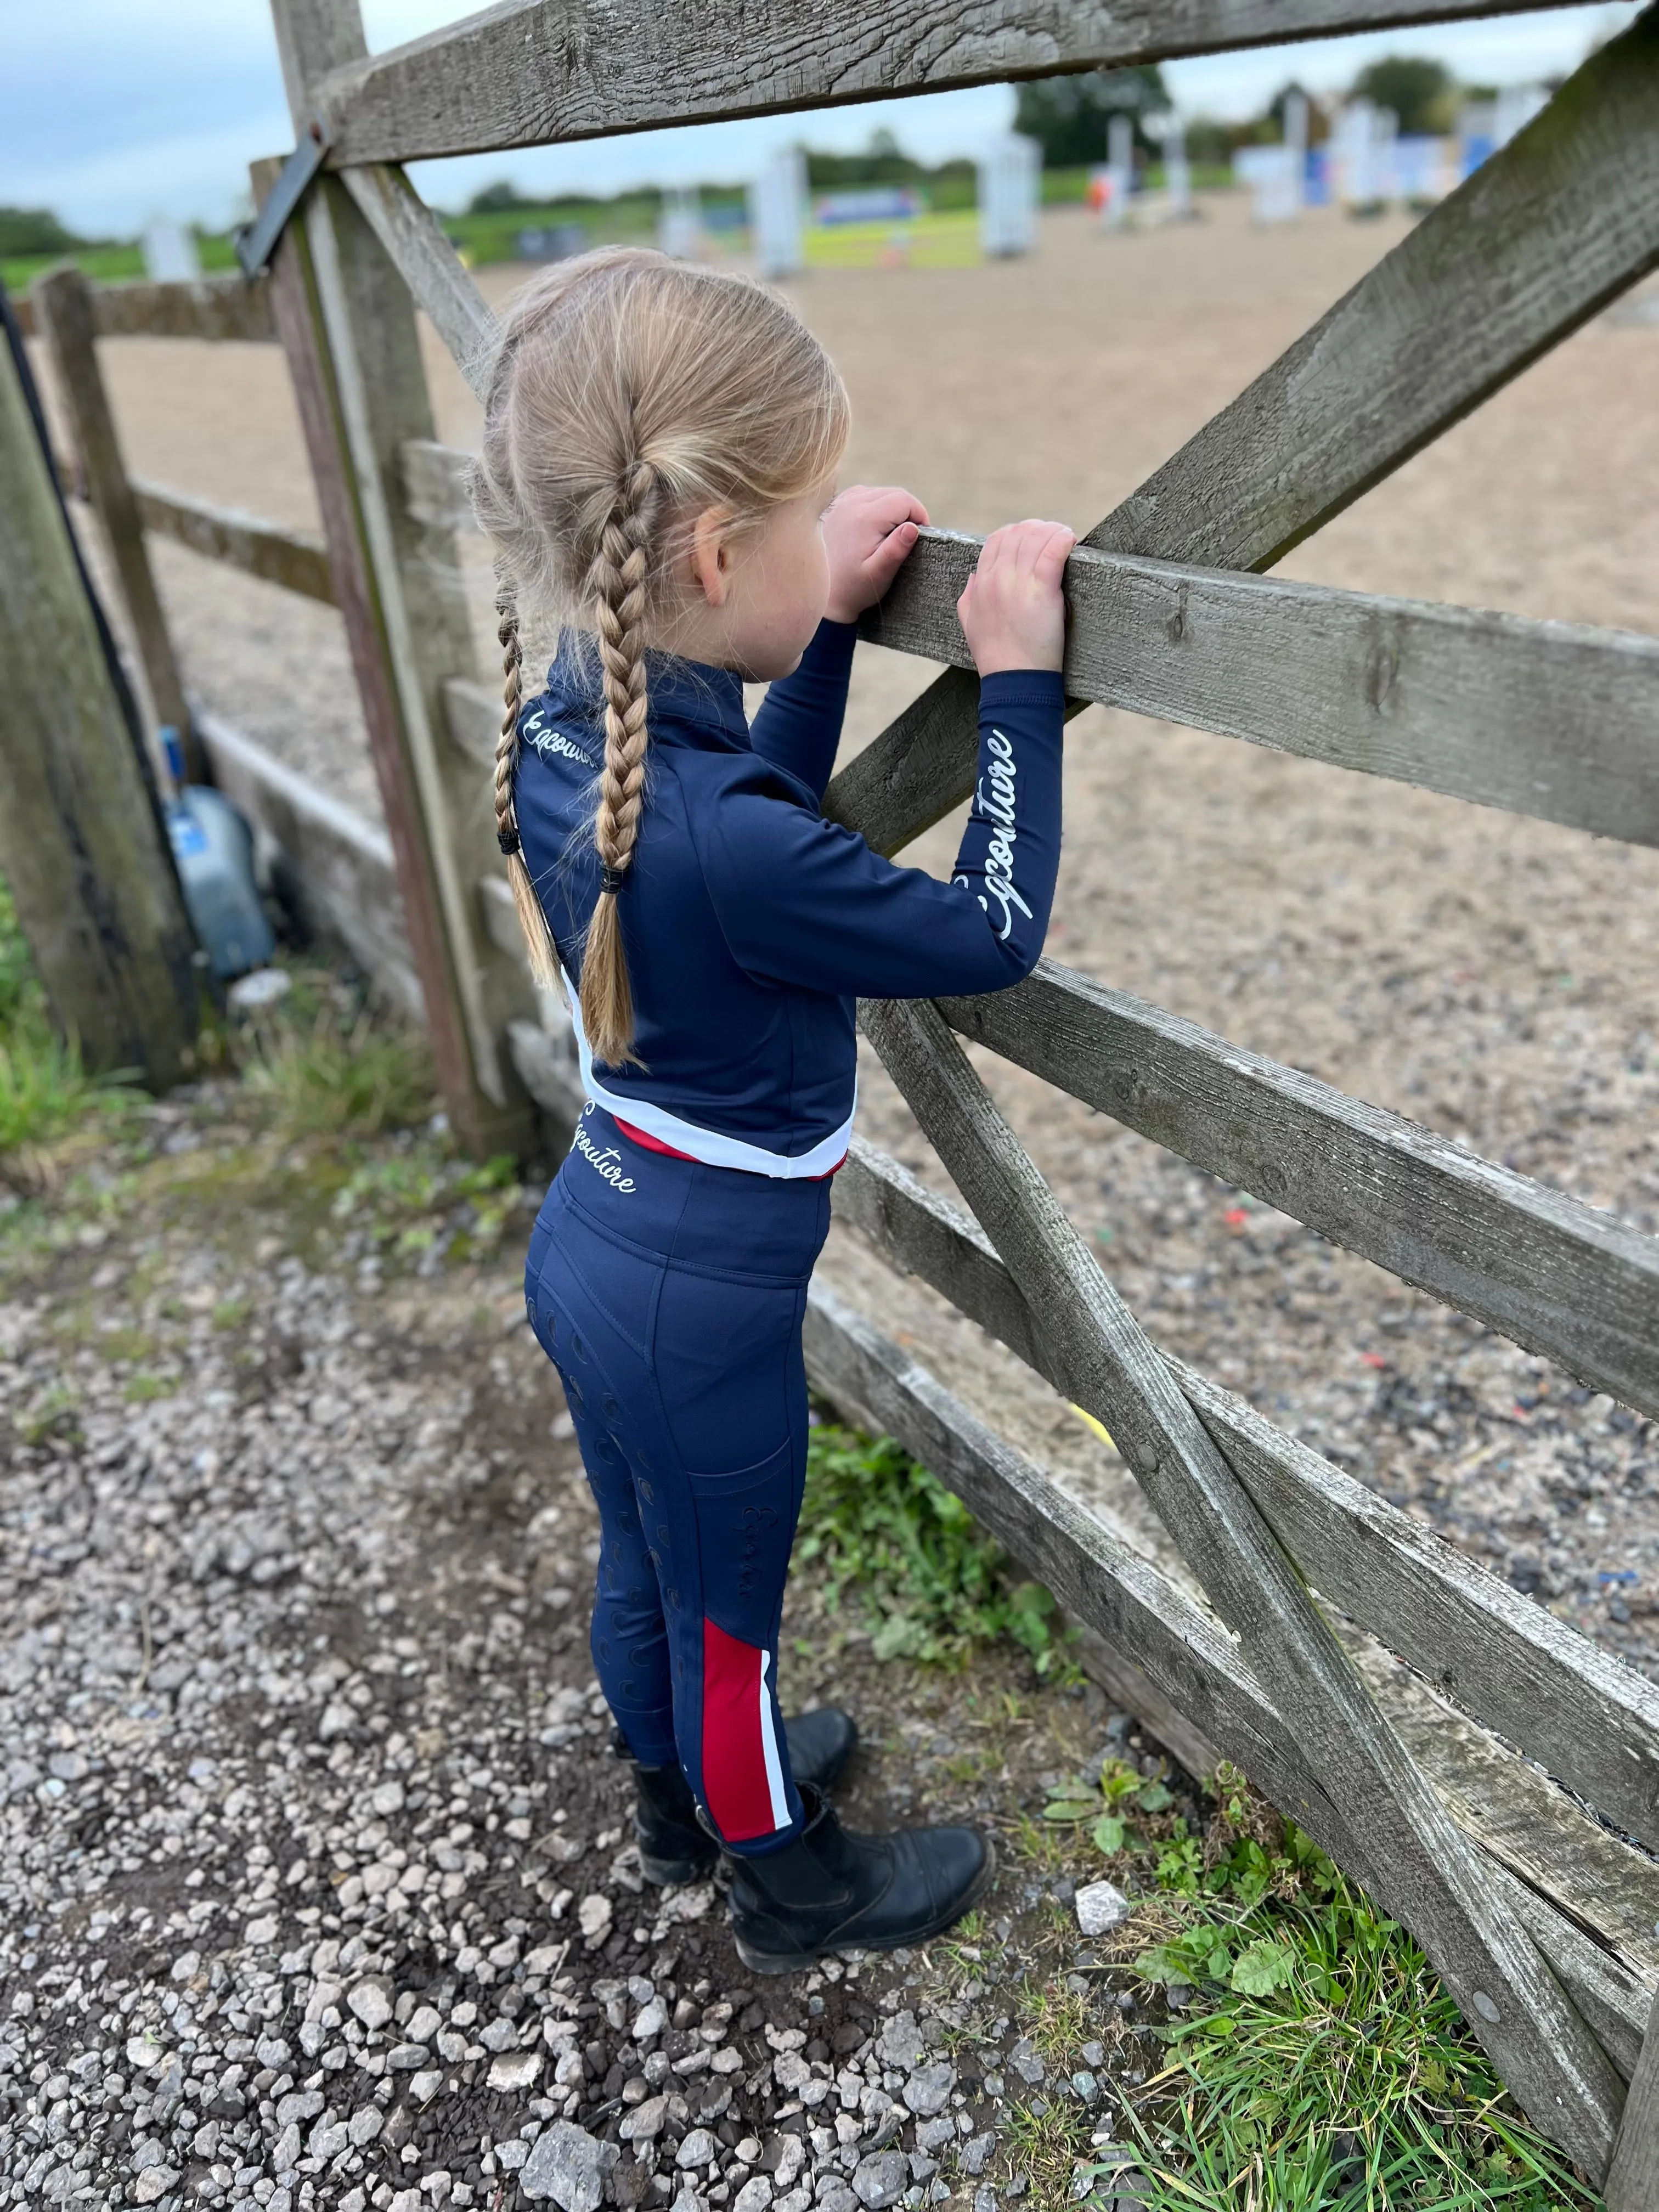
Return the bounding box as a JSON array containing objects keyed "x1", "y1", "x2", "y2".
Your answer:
[
  {"x1": 237, "y1": 983, "x2": 436, "y2": 1140},
  {"x1": 797, "y1": 1421, "x2": 1069, "y2": 1672},
  {"x1": 2, "y1": 234, "x2": 238, "y2": 294},
  {"x1": 441, "y1": 191, "x2": 666, "y2": 268},
  {"x1": 0, "y1": 878, "x2": 144, "y2": 1168},
  {"x1": 1000, "y1": 1766, "x2": 1599, "y2": 2211},
  {"x1": 1128, "y1": 1886, "x2": 1599, "y2": 2208},
  {"x1": 1063, "y1": 1768, "x2": 1599, "y2": 2211}
]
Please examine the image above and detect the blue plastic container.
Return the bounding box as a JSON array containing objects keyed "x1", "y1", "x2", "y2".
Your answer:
[{"x1": 161, "y1": 730, "x2": 275, "y2": 981}]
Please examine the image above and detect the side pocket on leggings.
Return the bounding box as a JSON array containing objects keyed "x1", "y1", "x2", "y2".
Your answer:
[{"x1": 654, "y1": 1271, "x2": 797, "y2": 1473}]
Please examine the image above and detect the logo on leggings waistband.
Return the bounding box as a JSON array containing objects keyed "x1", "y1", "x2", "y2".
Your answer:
[{"x1": 573, "y1": 1118, "x2": 636, "y2": 1193}]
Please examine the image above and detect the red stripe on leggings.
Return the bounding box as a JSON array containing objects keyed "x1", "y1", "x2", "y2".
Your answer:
[{"x1": 702, "y1": 1620, "x2": 774, "y2": 1842}]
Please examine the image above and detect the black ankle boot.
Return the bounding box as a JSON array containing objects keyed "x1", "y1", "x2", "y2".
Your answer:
[
  {"x1": 622, "y1": 1710, "x2": 860, "y2": 1886},
  {"x1": 725, "y1": 1784, "x2": 992, "y2": 1973}
]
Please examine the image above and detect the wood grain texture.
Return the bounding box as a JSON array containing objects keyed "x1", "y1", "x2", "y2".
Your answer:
[
  {"x1": 0, "y1": 327, "x2": 199, "y2": 1087},
  {"x1": 304, "y1": 166, "x2": 532, "y2": 1135},
  {"x1": 1607, "y1": 1986, "x2": 1659, "y2": 2212},
  {"x1": 255, "y1": 143, "x2": 522, "y2": 1159},
  {"x1": 835, "y1": 1135, "x2": 1659, "y2": 1855},
  {"x1": 402, "y1": 436, "x2": 473, "y2": 533},
  {"x1": 9, "y1": 278, "x2": 277, "y2": 345},
  {"x1": 442, "y1": 674, "x2": 497, "y2": 768},
  {"x1": 31, "y1": 267, "x2": 198, "y2": 775},
  {"x1": 859, "y1": 995, "x2": 1625, "y2": 2170},
  {"x1": 825, "y1": 12, "x2": 1659, "y2": 860},
  {"x1": 313, "y1": 0, "x2": 1598, "y2": 163},
  {"x1": 339, "y1": 165, "x2": 497, "y2": 397},
  {"x1": 803, "y1": 1280, "x2": 1654, "y2": 2076},
  {"x1": 863, "y1": 528, "x2": 1659, "y2": 848},
  {"x1": 195, "y1": 708, "x2": 420, "y2": 1017},
  {"x1": 940, "y1": 958, "x2": 1659, "y2": 1421},
  {"x1": 133, "y1": 481, "x2": 335, "y2": 604}
]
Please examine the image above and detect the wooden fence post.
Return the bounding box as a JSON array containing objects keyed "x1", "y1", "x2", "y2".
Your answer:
[
  {"x1": 249, "y1": 136, "x2": 533, "y2": 1161},
  {"x1": 0, "y1": 310, "x2": 199, "y2": 1087},
  {"x1": 31, "y1": 265, "x2": 204, "y2": 783},
  {"x1": 1607, "y1": 1985, "x2": 1659, "y2": 2209}
]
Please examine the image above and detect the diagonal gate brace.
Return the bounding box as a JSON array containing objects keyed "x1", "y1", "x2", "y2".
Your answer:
[{"x1": 857, "y1": 993, "x2": 1627, "y2": 2178}]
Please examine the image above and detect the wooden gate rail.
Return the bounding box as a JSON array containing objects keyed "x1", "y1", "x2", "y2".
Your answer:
[
  {"x1": 868, "y1": 530, "x2": 1659, "y2": 847},
  {"x1": 306, "y1": 0, "x2": 1606, "y2": 164},
  {"x1": 833, "y1": 1135, "x2": 1659, "y2": 1853},
  {"x1": 242, "y1": 0, "x2": 1659, "y2": 2177},
  {"x1": 943, "y1": 961, "x2": 1659, "y2": 1422}
]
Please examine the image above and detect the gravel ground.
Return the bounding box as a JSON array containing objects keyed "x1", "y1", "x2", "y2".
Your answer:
[{"x1": 1, "y1": 1098, "x2": 1172, "y2": 2211}]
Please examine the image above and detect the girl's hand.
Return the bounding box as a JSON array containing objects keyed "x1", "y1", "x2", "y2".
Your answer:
[
  {"x1": 957, "y1": 520, "x2": 1076, "y2": 675},
  {"x1": 822, "y1": 485, "x2": 930, "y2": 623}
]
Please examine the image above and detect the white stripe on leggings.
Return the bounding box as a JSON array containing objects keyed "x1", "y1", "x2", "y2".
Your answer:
[{"x1": 758, "y1": 1650, "x2": 790, "y2": 1830}]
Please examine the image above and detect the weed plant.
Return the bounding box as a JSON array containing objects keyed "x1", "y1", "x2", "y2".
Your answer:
[
  {"x1": 797, "y1": 1422, "x2": 1068, "y2": 1671},
  {"x1": 1042, "y1": 1763, "x2": 1597, "y2": 2211},
  {"x1": 0, "y1": 879, "x2": 143, "y2": 1169},
  {"x1": 236, "y1": 977, "x2": 436, "y2": 1139}
]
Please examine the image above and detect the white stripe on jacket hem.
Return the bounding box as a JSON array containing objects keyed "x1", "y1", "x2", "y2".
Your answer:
[{"x1": 562, "y1": 970, "x2": 855, "y2": 1180}]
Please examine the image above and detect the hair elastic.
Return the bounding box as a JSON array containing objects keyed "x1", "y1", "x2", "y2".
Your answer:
[
  {"x1": 600, "y1": 863, "x2": 629, "y2": 896},
  {"x1": 497, "y1": 826, "x2": 521, "y2": 856}
]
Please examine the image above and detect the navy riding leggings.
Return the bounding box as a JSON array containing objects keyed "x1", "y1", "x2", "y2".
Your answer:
[{"x1": 524, "y1": 1105, "x2": 831, "y2": 1854}]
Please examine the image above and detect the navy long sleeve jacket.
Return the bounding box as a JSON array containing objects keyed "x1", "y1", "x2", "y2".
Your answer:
[{"x1": 514, "y1": 618, "x2": 1064, "y2": 1176}]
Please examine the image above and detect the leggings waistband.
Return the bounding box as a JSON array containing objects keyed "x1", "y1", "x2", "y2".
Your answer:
[{"x1": 549, "y1": 1104, "x2": 833, "y2": 1280}]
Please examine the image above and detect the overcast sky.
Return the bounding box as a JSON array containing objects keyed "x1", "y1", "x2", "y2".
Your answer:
[{"x1": 1, "y1": 1, "x2": 1636, "y2": 238}]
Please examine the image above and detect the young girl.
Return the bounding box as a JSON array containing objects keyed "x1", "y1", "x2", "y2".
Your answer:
[{"x1": 476, "y1": 247, "x2": 1073, "y2": 1973}]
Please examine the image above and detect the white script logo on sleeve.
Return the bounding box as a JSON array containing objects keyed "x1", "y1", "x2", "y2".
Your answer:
[
  {"x1": 955, "y1": 727, "x2": 1031, "y2": 941},
  {"x1": 523, "y1": 712, "x2": 595, "y2": 769}
]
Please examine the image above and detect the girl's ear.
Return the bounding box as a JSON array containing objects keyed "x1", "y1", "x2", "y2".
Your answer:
[{"x1": 689, "y1": 504, "x2": 736, "y2": 607}]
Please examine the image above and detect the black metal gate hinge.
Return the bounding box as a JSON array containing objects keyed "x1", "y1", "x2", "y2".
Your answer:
[{"x1": 235, "y1": 122, "x2": 331, "y2": 280}]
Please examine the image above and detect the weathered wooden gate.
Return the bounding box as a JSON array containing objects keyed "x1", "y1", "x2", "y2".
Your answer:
[{"x1": 35, "y1": 0, "x2": 1659, "y2": 2185}]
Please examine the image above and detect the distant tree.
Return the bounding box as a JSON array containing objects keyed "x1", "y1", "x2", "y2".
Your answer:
[
  {"x1": 1262, "y1": 80, "x2": 1329, "y2": 144},
  {"x1": 1013, "y1": 65, "x2": 1171, "y2": 167},
  {"x1": 0, "y1": 207, "x2": 88, "y2": 258},
  {"x1": 467, "y1": 180, "x2": 535, "y2": 216},
  {"x1": 804, "y1": 131, "x2": 926, "y2": 189},
  {"x1": 1349, "y1": 55, "x2": 1457, "y2": 134}
]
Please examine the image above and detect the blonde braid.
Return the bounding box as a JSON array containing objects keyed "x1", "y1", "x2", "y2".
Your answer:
[
  {"x1": 492, "y1": 571, "x2": 560, "y2": 992},
  {"x1": 579, "y1": 459, "x2": 660, "y2": 1068}
]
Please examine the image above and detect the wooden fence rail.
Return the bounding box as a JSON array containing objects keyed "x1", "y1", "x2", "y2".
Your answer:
[
  {"x1": 833, "y1": 1137, "x2": 1659, "y2": 1852},
  {"x1": 10, "y1": 273, "x2": 276, "y2": 345},
  {"x1": 134, "y1": 482, "x2": 335, "y2": 603},
  {"x1": 307, "y1": 0, "x2": 1607, "y2": 163}
]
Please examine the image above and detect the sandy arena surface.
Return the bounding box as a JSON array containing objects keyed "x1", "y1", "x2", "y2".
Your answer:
[{"x1": 7, "y1": 190, "x2": 1658, "y2": 2210}]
